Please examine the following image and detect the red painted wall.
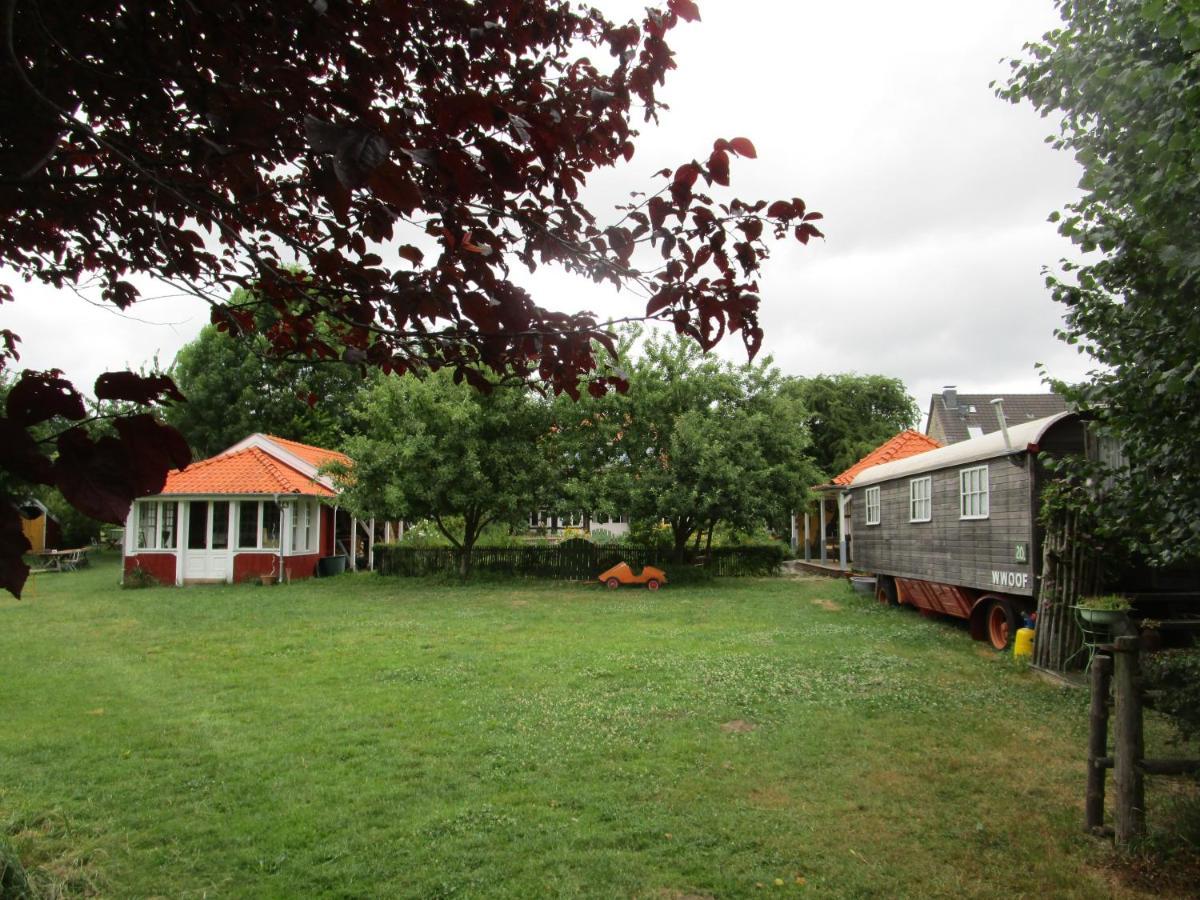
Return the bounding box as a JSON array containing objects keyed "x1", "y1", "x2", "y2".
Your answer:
[
  {"x1": 232, "y1": 552, "x2": 321, "y2": 582},
  {"x1": 321, "y1": 505, "x2": 335, "y2": 557},
  {"x1": 124, "y1": 553, "x2": 177, "y2": 585}
]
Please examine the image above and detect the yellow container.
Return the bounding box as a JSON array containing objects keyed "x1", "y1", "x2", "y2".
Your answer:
[{"x1": 1013, "y1": 626, "x2": 1035, "y2": 659}]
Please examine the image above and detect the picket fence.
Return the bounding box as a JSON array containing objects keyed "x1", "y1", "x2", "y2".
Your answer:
[{"x1": 374, "y1": 540, "x2": 784, "y2": 579}]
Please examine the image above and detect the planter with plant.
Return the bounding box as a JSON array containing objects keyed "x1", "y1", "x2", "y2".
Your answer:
[{"x1": 1074, "y1": 594, "x2": 1132, "y2": 626}]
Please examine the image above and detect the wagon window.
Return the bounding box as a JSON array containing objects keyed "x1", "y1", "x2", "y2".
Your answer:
[
  {"x1": 909, "y1": 477, "x2": 932, "y2": 522},
  {"x1": 960, "y1": 466, "x2": 989, "y2": 519},
  {"x1": 865, "y1": 486, "x2": 881, "y2": 525}
]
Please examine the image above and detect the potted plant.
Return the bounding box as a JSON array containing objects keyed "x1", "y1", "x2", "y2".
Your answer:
[{"x1": 1075, "y1": 594, "x2": 1132, "y2": 626}]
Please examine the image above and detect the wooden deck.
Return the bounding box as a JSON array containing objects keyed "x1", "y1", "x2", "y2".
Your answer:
[{"x1": 787, "y1": 559, "x2": 849, "y2": 578}]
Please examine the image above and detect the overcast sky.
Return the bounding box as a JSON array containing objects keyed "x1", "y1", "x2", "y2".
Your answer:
[{"x1": 3, "y1": 0, "x2": 1092, "y2": 426}]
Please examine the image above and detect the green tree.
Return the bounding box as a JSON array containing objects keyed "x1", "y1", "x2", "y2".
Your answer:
[
  {"x1": 781, "y1": 374, "x2": 918, "y2": 480},
  {"x1": 567, "y1": 330, "x2": 815, "y2": 560},
  {"x1": 330, "y1": 372, "x2": 553, "y2": 576},
  {"x1": 1000, "y1": 0, "x2": 1200, "y2": 562},
  {"x1": 167, "y1": 292, "x2": 365, "y2": 458}
]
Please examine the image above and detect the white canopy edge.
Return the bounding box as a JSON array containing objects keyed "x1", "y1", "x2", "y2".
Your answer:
[{"x1": 848, "y1": 412, "x2": 1076, "y2": 488}]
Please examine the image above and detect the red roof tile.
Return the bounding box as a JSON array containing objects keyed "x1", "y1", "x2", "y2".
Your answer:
[
  {"x1": 831, "y1": 430, "x2": 942, "y2": 486},
  {"x1": 161, "y1": 446, "x2": 335, "y2": 497},
  {"x1": 262, "y1": 435, "x2": 351, "y2": 469}
]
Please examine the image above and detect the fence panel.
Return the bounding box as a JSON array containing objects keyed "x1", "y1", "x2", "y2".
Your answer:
[{"x1": 374, "y1": 543, "x2": 784, "y2": 579}]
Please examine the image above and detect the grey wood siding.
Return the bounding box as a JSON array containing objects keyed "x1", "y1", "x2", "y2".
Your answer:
[{"x1": 851, "y1": 453, "x2": 1035, "y2": 595}]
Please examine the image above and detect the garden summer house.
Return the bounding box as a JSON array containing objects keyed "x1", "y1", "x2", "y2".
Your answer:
[
  {"x1": 122, "y1": 434, "x2": 368, "y2": 585},
  {"x1": 797, "y1": 430, "x2": 942, "y2": 571}
]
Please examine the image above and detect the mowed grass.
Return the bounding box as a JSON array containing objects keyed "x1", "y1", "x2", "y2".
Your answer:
[{"x1": 0, "y1": 555, "x2": 1186, "y2": 898}]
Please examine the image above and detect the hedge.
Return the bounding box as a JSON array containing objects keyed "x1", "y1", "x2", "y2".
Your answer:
[{"x1": 374, "y1": 540, "x2": 784, "y2": 580}]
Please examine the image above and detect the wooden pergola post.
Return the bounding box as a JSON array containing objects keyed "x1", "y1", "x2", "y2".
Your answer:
[
  {"x1": 1112, "y1": 634, "x2": 1145, "y2": 846},
  {"x1": 803, "y1": 511, "x2": 811, "y2": 562},
  {"x1": 818, "y1": 497, "x2": 827, "y2": 564},
  {"x1": 1085, "y1": 654, "x2": 1113, "y2": 833}
]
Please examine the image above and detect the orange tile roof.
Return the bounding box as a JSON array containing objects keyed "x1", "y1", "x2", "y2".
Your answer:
[
  {"x1": 831, "y1": 430, "x2": 942, "y2": 486},
  {"x1": 161, "y1": 446, "x2": 335, "y2": 497},
  {"x1": 262, "y1": 435, "x2": 351, "y2": 469}
]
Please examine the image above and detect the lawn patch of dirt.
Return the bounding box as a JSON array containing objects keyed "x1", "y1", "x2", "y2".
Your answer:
[
  {"x1": 810, "y1": 598, "x2": 841, "y2": 611},
  {"x1": 720, "y1": 719, "x2": 756, "y2": 734}
]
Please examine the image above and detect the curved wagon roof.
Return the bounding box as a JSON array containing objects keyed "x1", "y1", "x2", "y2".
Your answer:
[{"x1": 849, "y1": 412, "x2": 1079, "y2": 488}]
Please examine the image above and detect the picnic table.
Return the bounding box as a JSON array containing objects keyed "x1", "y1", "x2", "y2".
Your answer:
[{"x1": 31, "y1": 547, "x2": 89, "y2": 573}]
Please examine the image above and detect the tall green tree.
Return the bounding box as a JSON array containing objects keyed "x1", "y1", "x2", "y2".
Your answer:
[
  {"x1": 1001, "y1": 0, "x2": 1200, "y2": 562},
  {"x1": 167, "y1": 292, "x2": 365, "y2": 457},
  {"x1": 780, "y1": 374, "x2": 918, "y2": 480},
  {"x1": 331, "y1": 372, "x2": 553, "y2": 576},
  {"x1": 566, "y1": 330, "x2": 815, "y2": 560}
]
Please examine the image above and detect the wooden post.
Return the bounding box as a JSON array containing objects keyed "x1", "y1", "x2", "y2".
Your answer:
[
  {"x1": 837, "y1": 492, "x2": 848, "y2": 571},
  {"x1": 349, "y1": 514, "x2": 358, "y2": 571},
  {"x1": 1112, "y1": 633, "x2": 1145, "y2": 847},
  {"x1": 1086, "y1": 653, "x2": 1112, "y2": 832},
  {"x1": 803, "y1": 512, "x2": 811, "y2": 562},
  {"x1": 367, "y1": 517, "x2": 375, "y2": 571},
  {"x1": 818, "y1": 497, "x2": 827, "y2": 564}
]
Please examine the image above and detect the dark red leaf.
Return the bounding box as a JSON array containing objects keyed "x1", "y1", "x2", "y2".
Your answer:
[
  {"x1": 94, "y1": 371, "x2": 185, "y2": 406},
  {"x1": 5, "y1": 370, "x2": 86, "y2": 426},
  {"x1": 113, "y1": 415, "x2": 192, "y2": 496},
  {"x1": 398, "y1": 245, "x2": 424, "y2": 265},
  {"x1": 728, "y1": 137, "x2": 757, "y2": 158},
  {"x1": 707, "y1": 148, "x2": 730, "y2": 186},
  {"x1": 0, "y1": 418, "x2": 55, "y2": 484},
  {"x1": 672, "y1": 162, "x2": 699, "y2": 189},
  {"x1": 0, "y1": 506, "x2": 31, "y2": 599},
  {"x1": 669, "y1": 0, "x2": 702, "y2": 23},
  {"x1": 767, "y1": 200, "x2": 794, "y2": 220},
  {"x1": 646, "y1": 287, "x2": 675, "y2": 316}
]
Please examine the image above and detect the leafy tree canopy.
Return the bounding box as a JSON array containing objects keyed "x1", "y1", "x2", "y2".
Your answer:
[
  {"x1": 166, "y1": 292, "x2": 365, "y2": 458},
  {"x1": 558, "y1": 329, "x2": 816, "y2": 559},
  {"x1": 1000, "y1": 0, "x2": 1200, "y2": 562},
  {"x1": 780, "y1": 374, "x2": 918, "y2": 481},
  {"x1": 0, "y1": 0, "x2": 822, "y2": 596},
  {"x1": 330, "y1": 371, "x2": 554, "y2": 575}
]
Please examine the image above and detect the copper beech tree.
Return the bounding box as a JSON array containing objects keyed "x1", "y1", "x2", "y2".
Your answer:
[{"x1": 0, "y1": 0, "x2": 822, "y2": 596}]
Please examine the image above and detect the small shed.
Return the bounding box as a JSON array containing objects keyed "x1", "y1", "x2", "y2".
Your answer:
[
  {"x1": 797, "y1": 430, "x2": 942, "y2": 569},
  {"x1": 17, "y1": 499, "x2": 60, "y2": 553},
  {"x1": 121, "y1": 434, "x2": 368, "y2": 585}
]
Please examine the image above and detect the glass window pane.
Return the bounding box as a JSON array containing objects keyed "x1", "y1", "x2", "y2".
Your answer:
[
  {"x1": 261, "y1": 502, "x2": 280, "y2": 549},
  {"x1": 211, "y1": 501, "x2": 229, "y2": 549},
  {"x1": 137, "y1": 502, "x2": 157, "y2": 549},
  {"x1": 188, "y1": 501, "x2": 208, "y2": 550},
  {"x1": 161, "y1": 502, "x2": 178, "y2": 549},
  {"x1": 239, "y1": 501, "x2": 259, "y2": 549}
]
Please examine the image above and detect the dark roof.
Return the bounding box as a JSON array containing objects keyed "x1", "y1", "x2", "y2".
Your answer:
[{"x1": 926, "y1": 392, "x2": 1069, "y2": 444}]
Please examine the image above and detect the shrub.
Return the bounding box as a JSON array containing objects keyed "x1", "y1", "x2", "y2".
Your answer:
[
  {"x1": 121, "y1": 566, "x2": 159, "y2": 590},
  {"x1": 1142, "y1": 648, "x2": 1200, "y2": 743}
]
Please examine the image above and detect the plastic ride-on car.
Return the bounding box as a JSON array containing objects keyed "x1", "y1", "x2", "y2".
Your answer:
[{"x1": 598, "y1": 561, "x2": 668, "y2": 591}]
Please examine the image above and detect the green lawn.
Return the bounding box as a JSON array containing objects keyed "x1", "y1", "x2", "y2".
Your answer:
[{"x1": 0, "y1": 555, "x2": 1192, "y2": 897}]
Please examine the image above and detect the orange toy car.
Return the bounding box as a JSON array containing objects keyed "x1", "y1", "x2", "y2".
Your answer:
[{"x1": 598, "y1": 561, "x2": 667, "y2": 591}]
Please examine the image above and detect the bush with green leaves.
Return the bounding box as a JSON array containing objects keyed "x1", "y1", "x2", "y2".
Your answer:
[{"x1": 1142, "y1": 648, "x2": 1200, "y2": 743}]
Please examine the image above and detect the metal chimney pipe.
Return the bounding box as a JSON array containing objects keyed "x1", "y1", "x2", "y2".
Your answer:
[{"x1": 991, "y1": 398, "x2": 1012, "y2": 449}]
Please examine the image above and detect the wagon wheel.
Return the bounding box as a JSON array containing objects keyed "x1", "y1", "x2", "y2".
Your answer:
[
  {"x1": 646, "y1": 578, "x2": 661, "y2": 591},
  {"x1": 606, "y1": 577, "x2": 620, "y2": 590},
  {"x1": 986, "y1": 600, "x2": 1020, "y2": 651}
]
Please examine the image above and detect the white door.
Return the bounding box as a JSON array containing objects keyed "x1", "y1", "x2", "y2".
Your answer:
[{"x1": 183, "y1": 500, "x2": 232, "y2": 581}]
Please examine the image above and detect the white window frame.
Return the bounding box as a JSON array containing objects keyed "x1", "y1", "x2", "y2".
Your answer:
[
  {"x1": 960, "y1": 465, "x2": 989, "y2": 520},
  {"x1": 286, "y1": 500, "x2": 316, "y2": 555},
  {"x1": 909, "y1": 476, "x2": 932, "y2": 523},
  {"x1": 236, "y1": 500, "x2": 282, "y2": 550},
  {"x1": 865, "y1": 486, "x2": 881, "y2": 526},
  {"x1": 135, "y1": 500, "x2": 178, "y2": 550}
]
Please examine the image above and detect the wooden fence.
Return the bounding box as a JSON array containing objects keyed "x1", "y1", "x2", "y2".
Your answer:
[{"x1": 374, "y1": 541, "x2": 785, "y2": 579}]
